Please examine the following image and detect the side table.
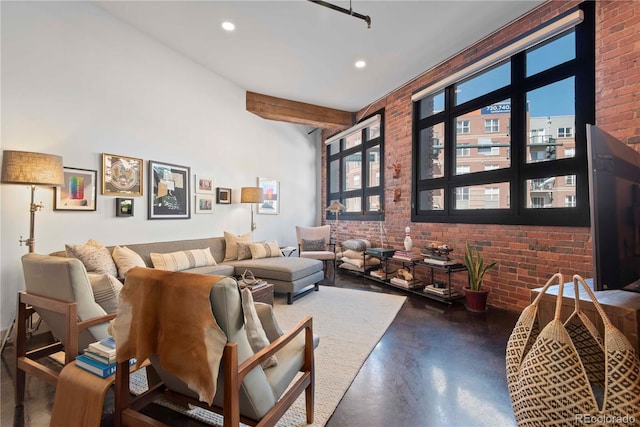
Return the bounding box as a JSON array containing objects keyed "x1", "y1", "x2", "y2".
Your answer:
[{"x1": 248, "y1": 283, "x2": 274, "y2": 305}]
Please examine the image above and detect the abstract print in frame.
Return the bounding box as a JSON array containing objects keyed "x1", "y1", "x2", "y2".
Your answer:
[
  {"x1": 148, "y1": 160, "x2": 191, "y2": 219},
  {"x1": 102, "y1": 153, "x2": 143, "y2": 196},
  {"x1": 54, "y1": 167, "x2": 97, "y2": 211},
  {"x1": 257, "y1": 177, "x2": 279, "y2": 214}
]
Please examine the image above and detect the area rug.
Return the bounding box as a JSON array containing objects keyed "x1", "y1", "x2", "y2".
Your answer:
[{"x1": 132, "y1": 286, "x2": 406, "y2": 426}]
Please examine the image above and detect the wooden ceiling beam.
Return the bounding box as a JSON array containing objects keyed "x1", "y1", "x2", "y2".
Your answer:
[{"x1": 246, "y1": 91, "x2": 354, "y2": 129}]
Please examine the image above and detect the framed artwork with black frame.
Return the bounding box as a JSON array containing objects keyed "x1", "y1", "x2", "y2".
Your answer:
[
  {"x1": 115, "y1": 198, "x2": 134, "y2": 217},
  {"x1": 54, "y1": 167, "x2": 97, "y2": 211},
  {"x1": 148, "y1": 160, "x2": 191, "y2": 219},
  {"x1": 102, "y1": 153, "x2": 143, "y2": 196},
  {"x1": 216, "y1": 187, "x2": 231, "y2": 204}
]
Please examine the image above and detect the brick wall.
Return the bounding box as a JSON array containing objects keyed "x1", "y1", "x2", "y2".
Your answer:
[{"x1": 322, "y1": 0, "x2": 640, "y2": 312}]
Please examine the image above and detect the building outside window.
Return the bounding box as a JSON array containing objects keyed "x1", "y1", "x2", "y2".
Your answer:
[
  {"x1": 484, "y1": 118, "x2": 499, "y2": 133},
  {"x1": 565, "y1": 195, "x2": 576, "y2": 207},
  {"x1": 326, "y1": 112, "x2": 384, "y2": 220},
  {"x1": 457, "y1": 120, "x2": 470, "y2": 134},
  {"x1": 412, "y1": 4, "x2": 593, "y2": 226}
]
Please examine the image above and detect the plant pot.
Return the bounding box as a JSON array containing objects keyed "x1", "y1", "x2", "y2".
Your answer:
[{"x1": 464, "y1": 288, "x2": 489, "y2": 312}]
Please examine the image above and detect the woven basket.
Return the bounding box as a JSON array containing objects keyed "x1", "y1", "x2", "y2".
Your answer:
[{"x1": 506, "y1": 273, "x2": 640, "y2": 426}]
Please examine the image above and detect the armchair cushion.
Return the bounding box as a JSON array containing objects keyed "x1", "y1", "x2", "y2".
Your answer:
[
  {"x1": 301, "y1": 238, "x2": 326, "y2": 252},
  {"x1": 65, "y1": 239, "x2": 117, "y2": 276},
  {"x1": 87, "y1": 273, "x2": 122, "y2": 314},
  {"x1": 240, "y1": 288, "x2": 278, "y2": 368}
]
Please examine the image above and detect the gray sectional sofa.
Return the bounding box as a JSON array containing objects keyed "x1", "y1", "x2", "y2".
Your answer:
[{"x1": 53, "y1": 236, "x2": 325, "y2": 304}]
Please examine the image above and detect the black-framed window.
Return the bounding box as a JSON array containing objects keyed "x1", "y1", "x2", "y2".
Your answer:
[
  {"x1": 326, "y1": 111, "x2": 384, "y2": 221},
  {"x1": 411, "y1": 3, "x2": 594, "y2": 226}
]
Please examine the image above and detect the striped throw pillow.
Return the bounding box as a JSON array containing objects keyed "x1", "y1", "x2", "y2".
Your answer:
[
  {"x1": 249, "y1": 241, "x2": 283, "y2": 259},
  {"x1": 150, "y1": 248, "x2": 216, "y2": 272}
]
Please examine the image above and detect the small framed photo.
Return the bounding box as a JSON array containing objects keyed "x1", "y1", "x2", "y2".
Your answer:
[
  {"x1": 115, "y1": 198, "x2": 134, "y2": 217},
  {"x1": 54, "y1": 167, "x2": 97, "y2": 211},
  {"x1": 216, "y1": 187, "x2": 231, "y2": 204},
  {"x1": 102, "y1": 153, "x2": 143, "y2": 196},
  {"x1": 195, "y1": 175, "x2": 214, "y2": 194},
  {"x1": 195, "y1": 194, "x2": 214, "y2": 214}
]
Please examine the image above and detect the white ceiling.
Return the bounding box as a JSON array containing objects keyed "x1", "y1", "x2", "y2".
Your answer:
[{"x1": 94, "y1": 0, "x2": 544, "y2": 113}]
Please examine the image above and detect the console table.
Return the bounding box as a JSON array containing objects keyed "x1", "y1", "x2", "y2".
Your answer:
[{"x1": 530, "y1": 281, "x2": 640, "y2": 352}]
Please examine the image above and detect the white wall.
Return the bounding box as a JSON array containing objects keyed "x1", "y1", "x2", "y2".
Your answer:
[{"x1": 0, "y1": 2, "x2": 321, "y2": 330}]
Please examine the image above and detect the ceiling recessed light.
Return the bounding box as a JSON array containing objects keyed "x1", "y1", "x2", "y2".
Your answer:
[
  {"x1": 355, "y1": 60, "x2": 366, "y2": 69},
  {"x1": 222, "y1": 21, "x2": 235, "y2": 31}
]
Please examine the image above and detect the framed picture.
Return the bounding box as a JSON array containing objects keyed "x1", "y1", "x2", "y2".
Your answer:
[
  {"x1": 102, "y1": 153, "x2": 143, "y2": 196},
  {"x1": 195, "y1": 175, "x2": 214, "y2": 194},
  {"x1": 115, "y1": 198, "x2": 134, "y2": 217},
  {"x1": 216, "y1": 187, "x2": 231, "y2": 204},
  {"x1": 54, "y1": 167, "x2": 97, "y2": 211},
  {"x1": 257, "y1": 177, "x2": 279, "y2": 215},
  {"x1": 195, "y1": 195, "x2": 214, "y2": 214},
  {"x1": 148, "y1": 160, "x2": 191, "y2": 219}
]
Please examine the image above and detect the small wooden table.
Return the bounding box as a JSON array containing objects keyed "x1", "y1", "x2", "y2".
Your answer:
[{"x1": 249, "y1": 283, "x2": 274, "y2": 305}]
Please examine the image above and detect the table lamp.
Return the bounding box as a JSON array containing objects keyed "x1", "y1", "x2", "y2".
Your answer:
[
  {"x1": 241, "y1": 187, "x2": 264, "y2": 231},
  {"x1": 1, "y1": 150, "x2": 64, "y2": 253}
]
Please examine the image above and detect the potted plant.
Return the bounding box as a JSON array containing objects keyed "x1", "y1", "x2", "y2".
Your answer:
[{"x1": 463, "y1": 242, "x2": 497, "y2": 312}]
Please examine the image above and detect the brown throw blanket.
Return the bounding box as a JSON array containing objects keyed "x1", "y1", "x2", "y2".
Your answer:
[{"x1": 113, "y1": 267, "x2": 227, "y2": 405}]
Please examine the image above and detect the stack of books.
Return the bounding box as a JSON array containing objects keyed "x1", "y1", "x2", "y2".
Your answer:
[
  {"x1": 391, "y1": 251, "x2": 423, "y2": 262},
  {"x1": 369, "y1": 269, "x2": 387, "y2": 280},
  {"x1": 76, "y1": 336, "x2": 134, "y2": 378},
  {"x1": 422, "y1": 284, "x2": 459, "y2": 298},
  {"x1": 390, "y1": 277, "x2": 414, "y2": 289}
]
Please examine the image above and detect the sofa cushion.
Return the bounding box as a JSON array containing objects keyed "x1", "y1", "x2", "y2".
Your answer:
[
  {"x1": 150, "y1": 248, "x2": 216, "y2": 272},
  {"x1": 249, "y1": 242, "x2": 283, "y2": 260},
  {"x1": 226, "y1": 257, "x2": 322, "y2": 282},
  {"x1": 112, "y1": 246, "x2": 146, "y2": 277},
  {"x1": 240, "y1": 288, "x2": 278, "y2": 369},
  {"x1": 87, "y1": 273, "x2": 122, "y2": 314},
  {"x1": 185, "y1": 265, "x2": 235, "y2": 276},
  {"x1": 65, "y1": 239, "x2": 118, "y2": 277},
  {"x1": 236, "y1": 242, "x2": 254, "y2": 261},
  {"x1": 224, "y1": 231, "x2": 252, "y2": 261}
]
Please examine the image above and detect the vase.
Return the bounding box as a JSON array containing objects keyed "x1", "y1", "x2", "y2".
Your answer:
[
  {"x1": 403, "y1": 227, "x2": 413, "y2": 251},
  {"x1": 464, "y1": 288, "x2": 489, "y2": 312}
]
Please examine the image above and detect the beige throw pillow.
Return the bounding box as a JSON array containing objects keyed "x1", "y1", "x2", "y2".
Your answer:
[
  {"x1": 65, "y1": 239, "x2": 118, "y2": 277},
  {"x1": 87, "y1": 273, "x2": 123, "y2": 314},
  {"x1": 236, "y1": 242, "x2": 253, "y2": 261},
  {"x1": 112, "y1": 246, "x2": 146, "y2": 277},
  {"x1": 240, "y1": 288, "x2": 278, "y2": 369},
  {"x1": 249, "y1": 241, "x2": 283, "y2": 260},
  {"x1": 150, "y1": 248, "x2": 216, "y2": 272},
  {"x1": 224, "y1": 231, "x2": 252, "y2": 261}
]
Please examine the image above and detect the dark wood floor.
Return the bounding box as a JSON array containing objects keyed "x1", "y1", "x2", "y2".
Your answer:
[{"x1": 1, "y1": 272, "x2": 520, "y2": 426}]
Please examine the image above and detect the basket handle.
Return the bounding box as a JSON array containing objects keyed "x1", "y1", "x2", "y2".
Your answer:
[
  {"x1": 529, "y1": 272, "x2": 565, "y2": 313},
  {"x1": 570, "y1": 274, "x2": 613, "y2": 328}
]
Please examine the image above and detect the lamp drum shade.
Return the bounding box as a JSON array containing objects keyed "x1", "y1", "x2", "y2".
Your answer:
[
  {"x1": 241, "y1": 187, "x2": 264, "y2": 203},
  {"x1": 1, "y1": 150, "x2": 64, "y2": 186}
]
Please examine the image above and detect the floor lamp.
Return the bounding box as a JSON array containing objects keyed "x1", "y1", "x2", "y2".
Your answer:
[
  {"x1": 1, "y1": 150, "x2": 64, "y2": 353},
  {"x1": 325, "y1": 200, "x2": 346, "y2": 249},
  {"x1": 241, "y1": 187, "x2": 264, "y2": 232}
]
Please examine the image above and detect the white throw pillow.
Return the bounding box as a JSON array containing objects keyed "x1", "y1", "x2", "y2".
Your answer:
[
  {"x1": 249, "y1": 241, "x2": 283, "y2": 260},
  {"x1": 112, "y1": 246, "x2": 146, "y2": 277},
  {"x1": 87, "y1": 273, "x2": 123, "y2": 314},
  {"x1": 150, "y1": 248, "x2": 216, "y2": 272},
  {"x1": 224, "y1": 231, "x2": 252, "y2": 261},
  {"x1": 240, "y1": 288, "x2": 278, "y2": 369},
  {"x1": 65, "y1": 239, "x2": 118, "y2": 277}
]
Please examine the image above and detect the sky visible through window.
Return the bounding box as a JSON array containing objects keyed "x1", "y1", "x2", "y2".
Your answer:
[{"x1": 433, "y1": 30, "x2": 576, "y2": 117}]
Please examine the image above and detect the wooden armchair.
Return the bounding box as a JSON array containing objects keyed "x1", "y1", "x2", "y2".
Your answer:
[
  {"x1": 114, "y1": 272, "x2": 315, "y2": 427},
  {"x1": 16, "y1": 254, "x2": 115, "y2": 406}
]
